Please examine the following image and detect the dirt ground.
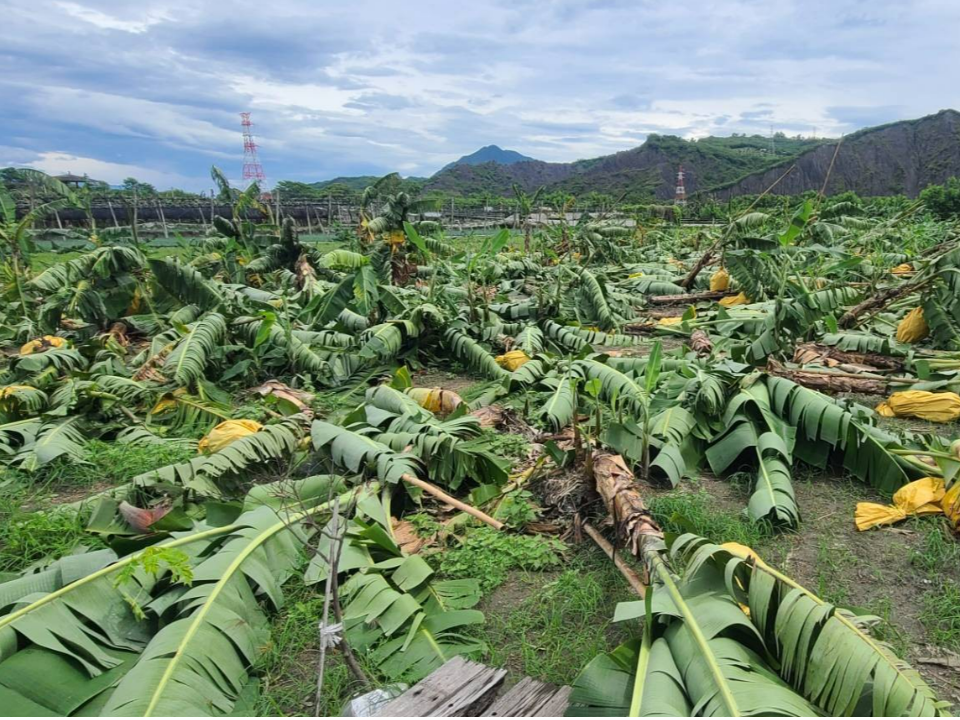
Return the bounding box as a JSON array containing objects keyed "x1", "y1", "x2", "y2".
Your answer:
[
  {"x1": 474, "y1": 461, "x2": 960, "y2": 705},
  {"x1": 651, "y1": 472, "x2": 960, "y2": 704}
]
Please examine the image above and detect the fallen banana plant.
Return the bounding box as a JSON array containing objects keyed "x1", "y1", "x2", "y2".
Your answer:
[{"x1": 0, "y1": 481, "x2": 373, "y2": 716}]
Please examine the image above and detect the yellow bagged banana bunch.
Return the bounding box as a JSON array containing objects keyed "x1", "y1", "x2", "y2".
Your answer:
[
  {"x1": 855, "y1": 476, "x2": 945, "y2": 530},
  {"x1": 875, "y1": 390, "x2": 960, "y2": 423},
  {"x1": 19, "y1": 336, "x2": 66, "y2": 355},
  {"x1": 198, "y1": 419, "x2": 263, "y2": 454},
  {"x1": 710, "y1": 268, "x2": 730, "y2": 291},
  {"x1": 405, "y1": 387, "x2": 463, "y2": 414},
  {"x1": 496, "y1": 350, "x2": 531, "y2": 371},
  {"x1": 896, "y1": 307, "x2": 928, "y2": 343},
  {"x1": 718, "y1": 292, "x2": 749, "y2": 308}
]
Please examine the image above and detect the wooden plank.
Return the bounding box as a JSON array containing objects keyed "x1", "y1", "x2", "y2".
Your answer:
[
  {"x1": 536, "y1": 685, "x2": 572, "y2": 717},
  {"x1": 377, "y1": 656, "x2": 506, "y2": 717},
  {"x1": 483, "y1": 677, "x2": 571, "y2": 717}
]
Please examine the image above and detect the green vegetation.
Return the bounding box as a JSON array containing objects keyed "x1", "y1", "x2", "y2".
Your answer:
[
  {"x1": 0, "y1": 166, "x2": 958, "y2": 716},
  {"x1": 920, "y1": 176, "x2": 960, "y2": 220},
  {"x1": 439, "y1": 527, "x2": 565, "y2": 593}
]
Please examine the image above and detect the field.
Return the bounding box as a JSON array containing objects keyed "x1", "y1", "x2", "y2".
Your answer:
[{"x1": 2, "y1": 171, "x2": 960, "y2": 716}]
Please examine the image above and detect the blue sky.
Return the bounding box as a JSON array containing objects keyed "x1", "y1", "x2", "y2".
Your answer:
[{"x1": 2, "y1": 0, "x2": 958, "y2": 191}]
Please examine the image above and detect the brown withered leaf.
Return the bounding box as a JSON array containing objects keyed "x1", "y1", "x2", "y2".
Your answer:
[
  {"x1": 119, "y1": 500, "x2": 172, "y2": 533},
  {"x1": 391, "y1": 517, "x2": 434, "y2": 555},
  {"x1": 470, "y1": 405, "x2": 505, "y2": 428}
]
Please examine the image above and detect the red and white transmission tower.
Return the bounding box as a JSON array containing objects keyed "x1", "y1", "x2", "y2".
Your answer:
[
  {"x1": 674, "y1": 164, "x2": 687, "y2": 205},
  {"x1": 240, "y1": 112, "x2": 267, "y2": 187}
]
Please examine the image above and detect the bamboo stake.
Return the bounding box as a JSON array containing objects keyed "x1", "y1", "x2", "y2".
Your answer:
[
  {"x1": 400, "y1": 474, "x2": 504, "y2": 530},
  {"x1": 156, "y1": 200, "x2": 169, "y2": 238},
  {"x1": 582, "y1": 522, "x2": 646, "y2": 597}
]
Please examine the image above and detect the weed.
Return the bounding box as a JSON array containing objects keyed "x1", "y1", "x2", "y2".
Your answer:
[
  {"x1": 814, "y1": 537, "x2": 857, "y2": 606},
  {"x1": 405, "y1": 512, "x2": 442, "y2": 537},
  {"x1": 920, "y1": 580, "x2": 960, "y2": 651},
  {"x1": 16, "y1": 439, "x2": 196, "y2": 491},
  {"x1": 0, "y1": 492, "x2": 100, "y2": 572},
  {"x1": 479, "y1": 547, "x2": 633, "y2": 685},
  {"x1": 254, "y1": 582, "x2": 377, "y2": 717},
  {"x1": 0, "y1": 441, "x2": 195, "y2": 573},
  {"x1": 439, "y1": 526, "x2": 564, "y2": 593},
  {"x1": 867, "y1": 596, "x2": 911, "y2": 659},
  {"x1": 910, "y1": 517, "x2": 960, "y2": 574},
  {"x1": 492, "y1": 489, "x2": 540, "y2": 528},
  {"x1": 479, "y1": 429, "x2": 530, "y2": 464},
  {"x1": 647, "y1": 490, "x2": 773, "y2": 548}
]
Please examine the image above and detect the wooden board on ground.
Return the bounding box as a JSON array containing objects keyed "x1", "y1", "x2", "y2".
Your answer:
[
  {"x1": 482, "y1": 676, "x2": 572, "y2": 717},
  {"x1": 376, "y1": 656, "x2": 506, "y2": 716}
]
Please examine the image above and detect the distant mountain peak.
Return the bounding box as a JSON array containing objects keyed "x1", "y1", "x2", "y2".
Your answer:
[{"x1": 440, "y1": 146, "x2": 537, "y2": 173}]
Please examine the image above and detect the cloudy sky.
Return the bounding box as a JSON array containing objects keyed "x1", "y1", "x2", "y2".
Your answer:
[{"x1": 2, "y1": 0, "x2": 958, "y2": 191}]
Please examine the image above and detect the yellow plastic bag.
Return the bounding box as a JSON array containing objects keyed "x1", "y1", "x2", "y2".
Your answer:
[
  {"x1": 198, "y1": 419, "x2": 263, "y2": 454},
  {"x1": 896, "y1": 307, "x2": 929, "y2": 343},
  {"x1": 855, "y1": 476, "x2": 960, "y2": 531},
  {"x1": 943, "y1": 482, "x2": 960, "y2": 530},
  {"x1": 19, "y1": 336, "x2": 66, "y2": 356},
  {"x1": 627, "y1": 271, "x2": 645, "y2": 279},
  {"x1": 891, "y1": 263, "x2": 913, "y2": 275},
  {"x1": 710, "y1": 268, "x2": 730, "y2": 291},
  {"x1": 856, "y1": 476, "x2": 945, "y2": 530},
  {"x1": 874, "y1": 390, "x2": 960, "y2": 423},
  {"x1": 495, "y1": 350, "x2": 531, "y2": 371},
  {"x1": 405, "y1": 387, "x2": 463, "y2": 414},
  {"x1": 658, "y1": 317, "x2": 683, "y2": 326},
  {"x1": 718, "y1": 292, "x2": 749, "y2": 308}
]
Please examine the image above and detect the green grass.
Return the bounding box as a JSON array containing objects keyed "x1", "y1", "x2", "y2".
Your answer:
[
  {"x1": 0, "y1": 490, "x2": 98, "y2": 572},
  {"x1": 920, "y1": 580, "x2": 960, "y2": 652},
  {"x1": 647, "y1": 489, "x2": 774, "y2": 549},
  {"x1": 478, "y1": 548, "x2": 634, "y2": 686},
  {"x1": 254, "y1": 582, "x2": 379, "y2": 717},
  {"x1": 910, "y1": 517, "x2": 960, "y2": 574},
  {"x1": 29, "y1": 246, "x2": 185, "y2": 272},
  {"x1": 0, "y1": 440, "x2": 195, "y2": 573}
]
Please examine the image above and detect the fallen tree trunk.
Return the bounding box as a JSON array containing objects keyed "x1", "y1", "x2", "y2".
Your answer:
[
  {"x1": 766, "y1": 359, "x2": 889, "y2": 395},
  {"x1": 793, "y1": 342, "x2": 904, "y2": 371},
  {"x1": 649, "y1": 290, "x2": 730, "y2": 304},
  {"x1": 838, "y1": 278, "x2": 929, "y2": 328}
]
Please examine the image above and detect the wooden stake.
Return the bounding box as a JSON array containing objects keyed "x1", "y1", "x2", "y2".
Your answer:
[
  {"x1": 156, "y1": 200, "x2": 169, "y2": 238},
  {"x1": 400, "y1": 474, "x2": 504, "y2": 530},
  {"x1": 582, "y1": 522, "x2": 646, "y2": 597}
]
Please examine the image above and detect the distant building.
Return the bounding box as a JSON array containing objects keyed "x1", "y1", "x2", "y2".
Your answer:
[{"x1": 54, "y1": 173, "x2": 100, "y2": 188}]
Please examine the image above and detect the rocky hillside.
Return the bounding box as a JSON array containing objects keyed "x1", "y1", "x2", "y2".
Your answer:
[
  {"x1": 423, "y1": 110, "x2": 960, "y2": 200},
  {"x1": 425, "y1": 133, "x2": 824, "y2": 200},
  {"x1": 713, "y1": 109, "x2": 960, "y2": 198}
]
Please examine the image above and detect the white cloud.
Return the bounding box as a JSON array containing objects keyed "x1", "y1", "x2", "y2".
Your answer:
[
  {"x1": 2, "y1": 0, "x2": 959, "y2": 182},
  {"x1": 55, "y1": 2, "x2": 170, "y2": 33},
  {"x1": 10, "y1": 151, "x2": 201, "y2": 189}
]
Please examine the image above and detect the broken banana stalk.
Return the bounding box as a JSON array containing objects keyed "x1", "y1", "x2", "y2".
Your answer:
[{"x1": 590, "y1": 451, "x2": 665, "y2": 584}]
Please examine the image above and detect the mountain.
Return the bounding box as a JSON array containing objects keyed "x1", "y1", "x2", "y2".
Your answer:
[
  {"x1": 713, "y1": 109, "x2": 960, "y2": 198},
  {"x1": 425, "y1": 134, "x2": 825, "y2": 200},
  {"x1": 441, "y1": 145, "x2": 537, "y2": 172},
  {"x1": 310, "y1": 175, "x2": 427, "y2": 192},
  {"x1": 423, "y1": 110, "x2": 960, "y2": 200}
]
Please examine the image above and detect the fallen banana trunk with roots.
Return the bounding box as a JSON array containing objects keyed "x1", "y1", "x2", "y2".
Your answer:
[{"x1": 574, "y1": 451, "x2": 948, "y2": 717}]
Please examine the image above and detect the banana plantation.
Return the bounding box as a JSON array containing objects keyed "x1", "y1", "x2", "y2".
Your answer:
[{"x1": 3, "y1": 168, "x2": 960, "y2": 717}]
